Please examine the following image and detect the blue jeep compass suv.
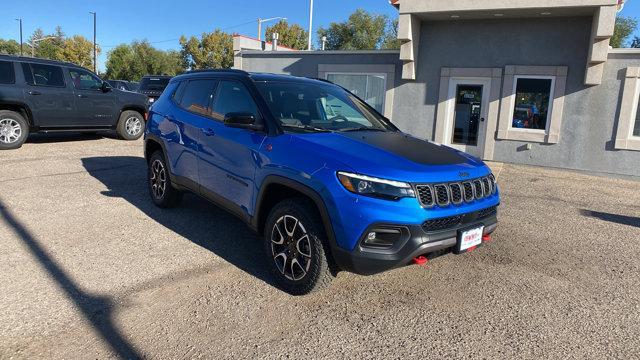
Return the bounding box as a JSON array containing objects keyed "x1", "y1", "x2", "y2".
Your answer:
[{"x1": 145, "y1": 69, "x2": 500, "y2": 295}]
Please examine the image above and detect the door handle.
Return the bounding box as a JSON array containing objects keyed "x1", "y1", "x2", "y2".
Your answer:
[
  {"x1": 77, "y1": 94, "x2": 88, "y2": 98},
  {"x1": 480, "y1": 117, "x2": 485, "y2": 122},
  {"x1": 201, "y1": 128, "x2": 216, "y2": 136},
  {"x1": 28, "y1": 90, "x2": 41, "y2": 96}
]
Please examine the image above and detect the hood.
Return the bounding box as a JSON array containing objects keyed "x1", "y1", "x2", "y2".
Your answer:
[
  {"x1": 291, "y1": 131, "x2": 489, "y2": 183},
  {"x1": 116, "y1": 89, "x2": 148, "y2": 106}
]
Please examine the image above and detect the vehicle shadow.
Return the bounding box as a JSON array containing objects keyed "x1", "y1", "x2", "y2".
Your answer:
[
  {"x1": 579, "y1": 209, "x2": 640, "y2": 229},
  {"x1": 0, "y1": 200, "x2": 142, "y2": 359},
  {"x1": 27, "y1": 132, "x2": 113, "y2": 144},
  {"x1": 81, "y1": 156, "x2": 275, "y2": 288}
]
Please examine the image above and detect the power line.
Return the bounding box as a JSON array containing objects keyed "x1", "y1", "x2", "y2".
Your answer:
[{"x1": 99, "y1": 19, "x2": 258, "y2": 49}]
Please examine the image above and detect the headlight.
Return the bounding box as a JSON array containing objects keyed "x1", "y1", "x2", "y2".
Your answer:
[{"x1": 337, "y1": 171, "x2": 415, "y2": 200}]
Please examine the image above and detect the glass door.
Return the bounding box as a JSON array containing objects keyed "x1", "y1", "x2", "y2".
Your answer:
[{"x1": 445, "y1": 78, "x2": 491, "y2": 157}]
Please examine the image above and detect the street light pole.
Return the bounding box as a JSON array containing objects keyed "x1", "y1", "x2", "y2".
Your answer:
[
  {"x1": 307, "y1": 0, "x2": 314, "y2": 50},
  {"x1": 89, "y1": 11, "x2": 96, "y2": 73},
  {"x1": 257, "y1": 17, "x2": 287, "y2": 41},
  {"x1": 15, "y1": 18, "x2": 23, "y2": 56}
]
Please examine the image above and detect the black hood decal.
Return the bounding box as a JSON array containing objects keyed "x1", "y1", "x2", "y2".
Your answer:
[{"x1": 339, "y1": 131, "x2": 467, "y2": 166}]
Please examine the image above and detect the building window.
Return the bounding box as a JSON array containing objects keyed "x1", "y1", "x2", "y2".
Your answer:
[
  {"x1": 326, "y1": 73, "x2": 386, "y2": 114},
  {"x1": 634, "y1": 94, "x2": 640, "y2": 137},
  {"x1": 511, "y1": 77, "x2": 554, "y2": 131},
  {"x1": 497, "y1": 65, "x2": 567, "y2": 144},
  {"x1": 614, "y1": 67, "x2": 640, "y2": 151}
]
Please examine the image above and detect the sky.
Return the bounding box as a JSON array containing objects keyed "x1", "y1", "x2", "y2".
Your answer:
[
  {"x1": 0, "y1": 0, "x2": 398, "y2": 72},
  {"x1": 1, "y1": 0, "x2": 639, "y2": 72}
]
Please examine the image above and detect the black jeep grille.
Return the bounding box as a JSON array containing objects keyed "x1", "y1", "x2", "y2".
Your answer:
[
  {"x1": 422, "y1": 206, "x2": 498, "y2": 232},
  {"x1": 415, "y1": 175, "x2": 497, "y2": 208}
]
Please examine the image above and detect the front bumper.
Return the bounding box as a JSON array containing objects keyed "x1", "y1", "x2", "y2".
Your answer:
[{"x1": 332, "y1": 207, "x2": 498, "y2": 275}]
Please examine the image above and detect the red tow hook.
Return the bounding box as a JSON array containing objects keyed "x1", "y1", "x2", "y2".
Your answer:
[
  {"x1": 413, "y1": 255, "x2": 428, "y2": 266},
  {"x1": 482, "y1": 234, "x2": 492, "y2": 242}
]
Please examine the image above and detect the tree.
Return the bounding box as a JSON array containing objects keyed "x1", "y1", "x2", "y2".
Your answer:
[
  {"x1": 631, "y1": 36, "x2": 640, "y2": 48},
  {"x1": 317, "y1": 9, "x2": 388, "y2": 50},
  {"x1": 264, "y1": 20, "x2": 309, "y2": 50},
  {"x1": 0, "y1": 39, "x2": 20, "y2": 55},
  {"x1": 29, "y1": 26, "x2": 65, "y2": 59},
  {"x1": 61, "y1": 35, "x2": 99, "y2": 69},
  {"x1": 105, "y1": 41, "x2": 184, "y2": 81},
  {"x1": 610, "y1": 16, "x2": 637, "y2": 48},
  {"x1": 179, "y1": 30, "x2": 233, "y2": 69},
  {"x1": 381, "y1": 18, "x2": 401, "y2": 50}
]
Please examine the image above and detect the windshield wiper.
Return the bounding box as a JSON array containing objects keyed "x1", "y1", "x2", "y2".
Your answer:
[
  {"x1": 338, "y1": 127, "x2": 387, "y2": 132},
  {"x1": 281, "y1": 124, "x2": 333, "y2": 133}
]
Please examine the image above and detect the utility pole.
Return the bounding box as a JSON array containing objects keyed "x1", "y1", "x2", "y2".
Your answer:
[
  {"x1": 257, "y1": 17, "x2": 287, "y2": 41},
  {"x1": 89, "y1": 11, "x2": 96, "y2": 73},
  {"x1": 14, "y1": 18, "x2": 23, "y2": 56},
  {"x1": 307, "y1": 0, "x2": 314, "y2": 50}
]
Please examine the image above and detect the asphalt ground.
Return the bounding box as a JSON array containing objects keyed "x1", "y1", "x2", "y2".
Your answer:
[{"x1": 1, "y1": 133, "x2": 639, "y2": 359}]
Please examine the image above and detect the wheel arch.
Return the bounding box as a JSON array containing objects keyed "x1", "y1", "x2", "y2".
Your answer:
[
  {"x1": 0, "y1": 102, "x2": 34, "y2": 127},
  {"x1": 254, "y1": 176, "x2": 339, "y2": 254}
]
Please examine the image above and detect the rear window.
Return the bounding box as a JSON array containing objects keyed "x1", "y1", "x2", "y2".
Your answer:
[
  {"x1": 178, "y1": 79, "x2": 217, "y2": 116},
  {"x1": 0, "y1": 61, "x2": 15, "y2": 84},
  {"x1": 22, "y1": 62, "x2": 65, "y2": 87},
  {"x1": 140, "y1": 77, "x2": 170, "y2": 91}
]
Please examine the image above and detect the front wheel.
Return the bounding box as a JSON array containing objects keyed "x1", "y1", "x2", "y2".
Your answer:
[
  {"x1": 0, "y1": 110, "x2": 29, "y2": 150},
  {"x1": 116, "y1": 110, "x2": 144, "y2": 140},
  {"x1": 264, "y1": 199, "x2": 334, "y2": 295}
]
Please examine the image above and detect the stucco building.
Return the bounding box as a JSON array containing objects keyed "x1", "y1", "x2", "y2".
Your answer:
[{"x1": 234, "y1": 0, "x2": 640, "y2": 177}]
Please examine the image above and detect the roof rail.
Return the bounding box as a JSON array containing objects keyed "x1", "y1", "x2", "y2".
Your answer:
[
  {"x1": 0, "y1": 54, "x2": 83, "y2": 69},
  {"x1": 183, "y1": 68, "x2": 250, "y2": 75}
]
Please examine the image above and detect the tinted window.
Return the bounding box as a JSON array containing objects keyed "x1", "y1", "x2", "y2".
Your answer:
[
  {"x1": 511, "y1": 77, "x2": 553, "y2": 130},
  {"x1": 178, "y1": 79, "x2": 217, "y2": 116},
  {"x1": 0, "y1": 61, "x2": 15, "y2": 84},
  {"x1": 140, "y1": 77, "x2": 170, "y2": 91},
  {"x1": 22, "y1": 63, "x2": 65, "y2": 87},
  {"x1": 69, "y1": 68, "x2": 103, "y2": 90},
  {"x1": 212, "y1": 81, "x2": 259, "y2": 120},
  {"x1": 172, "y1": 81, "x2": 187, "y2": 103}
]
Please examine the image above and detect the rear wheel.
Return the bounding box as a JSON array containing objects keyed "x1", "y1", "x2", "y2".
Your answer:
[
  {"x1": 117, "y1": 110, "x2": 144, "y2": 140},
  {"x1": 148, "y1": 151, "x2": 182, "y2": 208},
  {"x1": 264, "y1": 199, "x2": 334, "y2": 295},
  {"x1": 0, "y1": 110, "x2": 29, "y2": 150}
]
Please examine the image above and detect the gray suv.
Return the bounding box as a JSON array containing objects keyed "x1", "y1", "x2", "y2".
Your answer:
[{"x1": 0, "y1": 55, "x2": 149, "y2": 150}]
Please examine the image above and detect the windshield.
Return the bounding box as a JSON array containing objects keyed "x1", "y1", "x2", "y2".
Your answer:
[
  {"x1": 255, "y1": 81, "x2": 395, "y2": 133},
  {"x1": 140, "y1": 77, "x2": 170, "y2": 91}
]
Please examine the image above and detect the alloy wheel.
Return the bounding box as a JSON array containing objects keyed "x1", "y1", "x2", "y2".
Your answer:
[
  {"x1": 0, "y1": 118, "x2": 22, "y2": 144},
  {"x1": 125, "y1": 116, "x2": 142, "y2": 137},
  {"x1": 150, "y1": 159, "x2": 166, "y2": 199},
  {"x1": 271, "y1": 215, "x2": 313, "y2": 281}
]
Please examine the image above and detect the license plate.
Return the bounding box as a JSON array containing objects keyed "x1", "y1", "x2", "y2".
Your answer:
[{"x1": 458, "y1": 226, "x2": 484, "y2": 252}]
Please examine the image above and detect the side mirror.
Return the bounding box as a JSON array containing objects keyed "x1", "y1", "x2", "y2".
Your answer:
[
  {"x1": 224, "y1": 112, "x2": 264, "y2": 131},
  {"x1": 101, "y1": 82, "x2": 112, "y2": 92}
]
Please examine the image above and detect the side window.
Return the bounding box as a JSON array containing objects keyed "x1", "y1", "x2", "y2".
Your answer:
[
  {"x1": 212, "y1": 80, "x2": 259, "y2": 121},
  {"x1": 172, "y1": 81, "x2": 187, "y2": 103},
  {"x1": 0, "y1": 61, "x2": 15, "y2": 84},
  {"x1": 178, "y1": 79, "x2": 217, "y2": 116},
  {"x1": 68, "y1": 68, "x2": 103, "y2": 91},
  {"x1": 22, "y1": 63, "x2": 65, "y2": 87}
]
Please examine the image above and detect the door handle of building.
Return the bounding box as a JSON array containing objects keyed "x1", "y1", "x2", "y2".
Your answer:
[
  {"x1": 28, "y1": 91, "x2": 41, "y2": 95},
  {"x1": 480, "y1": 117, "x2": 485, "y2": 122},
  {"x1": 201, "y1": 128, "x2": 216, "y2": 136}
]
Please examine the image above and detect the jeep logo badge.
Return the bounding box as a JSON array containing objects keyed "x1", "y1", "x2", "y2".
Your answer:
[{"x1": 458, "y1": 171, "x2": 470, "y2": 178}]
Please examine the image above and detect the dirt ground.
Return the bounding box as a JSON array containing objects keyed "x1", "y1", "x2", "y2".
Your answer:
[{"x1": 1, "y1": 133, "x2": 639, "y2": 359}]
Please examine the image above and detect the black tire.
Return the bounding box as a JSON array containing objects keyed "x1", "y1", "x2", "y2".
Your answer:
[
  {"x1": 116, "y1": 110, "x2": 145, "y2": 140},
  {"x1": 148, "y1": 151, "x2": 182, "y2": 208},
  {"x1": 0, "y1": 110, "x2": 29, "y2": 150},
  {"x1": 264, "y1": 198, "x2": 334, "y2": 295}
]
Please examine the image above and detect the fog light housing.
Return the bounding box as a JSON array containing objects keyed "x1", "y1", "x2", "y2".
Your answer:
[{"x1": 362, "y1": 227, "x2": 403, "y2": 248}]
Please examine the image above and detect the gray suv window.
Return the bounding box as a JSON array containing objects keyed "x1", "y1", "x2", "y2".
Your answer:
[
  {"x1": 0, "y1": 61, "x2": 15, "y2": 84},
  {"x1": 21, "y1": 62, "x2": 65, "y2": 87}
]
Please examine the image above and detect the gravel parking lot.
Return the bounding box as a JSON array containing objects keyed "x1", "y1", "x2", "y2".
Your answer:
[{"x1": 1, "y1": 134, "x2": 639, "y2": 359}]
